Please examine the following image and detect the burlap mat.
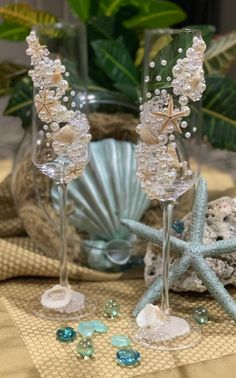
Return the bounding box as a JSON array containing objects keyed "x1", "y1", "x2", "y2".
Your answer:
[{"x1": 1, "y1": 278, "x2": 236, "y2": 377}]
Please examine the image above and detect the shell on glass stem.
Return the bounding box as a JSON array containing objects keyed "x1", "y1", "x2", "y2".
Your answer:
[
  {"x1": 52, "y1": 124, "x2": 78, "y2": 144},
  {"x1": 136, "y1": 303, "x2": 162, "y2": 328},
  {"x1": 140, "y1": 128, "x2": 157, "y2": 145}
]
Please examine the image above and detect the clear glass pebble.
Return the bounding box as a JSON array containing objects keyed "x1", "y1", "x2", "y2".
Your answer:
[
  {"x1": 77, "y1": 338, "x2": 94, "y2": 359},
  {"x1": 104, "y1": 299, "x2": 120, "y2": 318},
  {"x1": 192, "y1": 306, "x2": 209, "y2": 324}
]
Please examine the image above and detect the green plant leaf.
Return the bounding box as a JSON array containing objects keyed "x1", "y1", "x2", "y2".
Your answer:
[
  {"x1": 99, "y1": 0, "x2": 126, "y2": 17},
  {"x1": 114, "y1": 82, "x2": 139, "y2": 101},
  {"x1": 88, "y1": 15, "x2": 114, "y2": 40},
  {"x1": 0, "y1": 3, "x2": 57, "y2": 28},
  {"x1": 67, "y1": 0, "x2": 90, "y2": 22},
  {"x1": 4, "y1": 76, "x2": 33, "y2": 129},
  {"x1": 0, "y1": 21, "x2": 29, "y2": 41},
  {"x1": 204, "y1": 31, "x2": 236, "y2": 75},
  {"x1": 124, "y1": 0, "x2": 186, "y2": 29},
  {"x1": 92, "y1": 39, "x2": 139, "y2": 86},
  {"x1": 0, "y1": 62, "x2": 28, "y2": 97},
  {"x1": 203, "y1": 76, "x2": 236, "y2": 151}
]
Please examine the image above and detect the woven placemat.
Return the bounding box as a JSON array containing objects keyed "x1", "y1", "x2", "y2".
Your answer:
[{"x1": 1, "y1": 278, "x2": 236, "y2": 378}]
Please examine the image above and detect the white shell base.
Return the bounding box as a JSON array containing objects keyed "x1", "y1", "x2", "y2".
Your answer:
[
  {"x1": 131, "y1": 316, "x2": 201, "y2": 350},
  {"x1": 32, "y1": 288, "x2": 96, "y2": 321},
  {"x1": 145, "y1": 316, "x2": 190, "y2": 341},
  {"x1": 41, "y1": 285, "x2": 85, "y2": 313}
]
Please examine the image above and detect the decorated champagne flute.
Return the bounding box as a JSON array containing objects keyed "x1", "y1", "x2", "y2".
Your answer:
[
  {"x1": 26, "y1": 29, "x2": 95, "y2": 320},
  {"x1": 135, "y1": 28, "x2": 206, "y2": 349}
]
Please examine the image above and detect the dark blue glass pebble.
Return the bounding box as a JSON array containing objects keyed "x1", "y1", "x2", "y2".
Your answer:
[
  {"x1": 56, "y1": 326, "x2": 77, "y2": 342},
  {"x1": 172, "y1": 220, "x2": 184, "y2": 234},
  {"x1": 116, "y1": 349, "x2": 141, "y2": 367}
]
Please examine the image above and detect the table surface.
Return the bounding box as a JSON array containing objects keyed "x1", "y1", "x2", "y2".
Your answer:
[
  {"x1": 1, "y1": 277, "x2": 236, "y2": 378},
  {"x1": 1, "y1": 160, "x2": 236, "y2": 377}
]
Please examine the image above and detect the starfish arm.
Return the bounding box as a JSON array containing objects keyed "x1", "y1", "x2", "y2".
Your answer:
[
  {"x1": 133, "y1": 254, "x2": 191, "y2": 316},
  {"x1": 160, "y1": 118, "x2": 170, "y2": 133},
  {"x1": 203, "y1": 239, "x2": 236, "y2": 258},
  {"x1": 189, "y1": 177, "x2": 208, "y2": 244},
  {"x1": 172, "y1": 118, "x2": 182, "y2": 134},
  {"x1": 121, "y1": 219, "x2": 185, "y2": 255},
  {"x1": 151, "y1": 111, "x2": 168, "y2": 118},
  {"x1": 193, "y1": 255, "x2": 236, "y2": 321}
]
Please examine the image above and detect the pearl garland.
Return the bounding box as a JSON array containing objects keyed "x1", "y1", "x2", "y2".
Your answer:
[
  {"x1": 26, "y1": 31, "x2": 91, "y2": 182},
  {"x1": 136, "y1": 34, "x2": 206, "y2": 200}
]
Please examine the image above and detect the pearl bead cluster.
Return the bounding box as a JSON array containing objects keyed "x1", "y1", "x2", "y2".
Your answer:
[
  {"x1": 26, "y1": 31, "x2": 91, "y2": 182},
  {"x1": 136, "y1": 35, "x2": 206, "y2": 200},
  {"x1": 172, "y1": 36, "x2": 206, "y2": 102}
]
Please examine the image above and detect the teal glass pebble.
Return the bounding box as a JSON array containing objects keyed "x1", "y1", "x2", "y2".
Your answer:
[
  {"x1": 193, "y1": 306, "x2": 209, "y2": 324},
  {"x1": 91, "y1": 320, "x2": 108, "y2": 334},
  {"x1": 116, "y1": 349, "x2": 141, "y2": 367},
  {"x1": 78, "y1": 322, "x2": 94, "y2": 337},
  {"x1": 104, "y1": 299, "x2": 120, "y2": 318},
  {"x1": 111, "y1": 335, "x2": 131, "y2": 348},
  {"x1": 77, "y1": 338, "x2": 94, "y2": 359},
  {"x1": 56, "y1": 326, "x2": 76, "y2": 343},
  {"x1": 172, "y1": 220, "x2": 184, "y2": 234}
]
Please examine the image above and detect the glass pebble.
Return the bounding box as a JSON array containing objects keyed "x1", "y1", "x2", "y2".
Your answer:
[
  {"x1": 77, "y1": 337, "x2": 94, "y2": 358},
  {"x1": 116, "y1": 349, "x2": 141, "y2": 367},
  {"x1": 172, "y1": 220, "x2": 184, "y2": 234},
  {"x1": 56, "y1": 326, "x2": 76, "y2": 342},
  {"x1": 193, "y1": 306, "x2": 209, "y2": 324},
  {"x1": 91, "y1": 320, "x2": 108, "y2": 333},
  {"x1": 104, "y1": 299, "x2": 120, "y2": 318},
  {"x1": 111, "y1": 335, "x2": 131, "y2": 348},
  {"x1": 78, "y1": 322, "x2": 94, "y2": 337}
]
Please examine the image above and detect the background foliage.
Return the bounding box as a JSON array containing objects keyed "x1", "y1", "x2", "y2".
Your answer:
[{"x1": 0, "y1": 1, "x2": 236, "y2": 151}]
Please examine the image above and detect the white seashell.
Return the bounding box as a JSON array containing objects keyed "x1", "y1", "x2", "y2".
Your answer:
[
  {"x1": 41, "y1": 284, "x2": 73, "y2": 309},
  {"x1": 52, "y1": 124, "x2": 78, "y2": 144},
  {"x1": 140, "y1": 128, "x2": 157, "y2": 145},
  {"x1": 136, "y1": 303, "x2": 162, "y2": 328}
]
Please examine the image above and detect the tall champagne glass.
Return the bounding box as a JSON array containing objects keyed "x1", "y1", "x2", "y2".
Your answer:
[
  {"x1": 26, "y1": 25, "x2": 96, "y2": 320},
  {"x1": 135, "y1": 28, "x2": 206, "y2": 349}
]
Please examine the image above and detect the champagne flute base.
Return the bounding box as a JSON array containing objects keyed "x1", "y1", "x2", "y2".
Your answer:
[
  {"x1": 130, "y1": 315, "x2": 201, "y2": 351},
  {"x1": 31, "y1": 289, "x2": 96, "y2": 321}
]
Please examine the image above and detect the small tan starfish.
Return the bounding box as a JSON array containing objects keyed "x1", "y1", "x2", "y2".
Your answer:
[
  {"x1": 35, "y1": 90, "x2": 59, "y2": 122},
  {"x1": 65, "y1": 164, "x2": 84, "y2": 180},
  {"x1": 30, "y1": 38, "x2": 46, "y2": 57},
  {"x1": 139, "y1": 169, "x2": 156, "y2": 183},
  {"x1": 151, "y1": 95, "x2": 186, "y2": 134}
]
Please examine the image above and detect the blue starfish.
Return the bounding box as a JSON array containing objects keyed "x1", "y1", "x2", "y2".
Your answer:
[{"x1": 122, "y1": 177, "x2": 236, "y2": 320}]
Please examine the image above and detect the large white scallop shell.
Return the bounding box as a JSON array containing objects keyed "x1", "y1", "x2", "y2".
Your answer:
[{"x1": 51, "y1": 138, "x2": 151, "y2": 240}]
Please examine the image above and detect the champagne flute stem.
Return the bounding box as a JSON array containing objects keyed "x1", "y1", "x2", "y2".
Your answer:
[
  {"x1": 58, "y1": 183, "x2": 69, "y2": 287},
  {"x1": 161, "y1": 200, "x2": 175, "y2": 318}
]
